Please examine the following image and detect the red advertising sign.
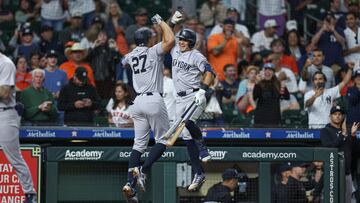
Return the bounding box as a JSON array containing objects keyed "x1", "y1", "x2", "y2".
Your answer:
[{"x1": 0, "y1": 146, "x2": 41, "y2": 203}]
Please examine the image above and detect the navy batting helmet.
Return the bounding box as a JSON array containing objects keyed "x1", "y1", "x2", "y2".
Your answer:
[
  {"x1": 178, "y1": 29, "x2": 196, "y2": 48},
  {"x1": 134, "y1": 27, "x2": 153, "y2": 46}
]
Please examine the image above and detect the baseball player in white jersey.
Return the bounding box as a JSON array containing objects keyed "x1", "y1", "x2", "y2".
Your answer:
[
  {"x1": 0, "y1": 52, "x2": 37, "y2": 203},
  {"x1": 169, "y1": 12, "x2": 216, "y2": 191},
  {"x1": 121, "y1": 14, "x2": 175, "y2": 202}
]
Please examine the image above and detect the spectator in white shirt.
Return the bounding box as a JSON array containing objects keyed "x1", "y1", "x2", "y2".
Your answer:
[
  {"x1": 106, "y1": 81, "x2": 133, "y2": 126},
  {"x1": 344, "y1": 12, "x2": 360, "y2": 70},
  {"x1": 304, "y1": 65, "x2": 353, "y2": 129},
  {"x1": 251, "y1": 19, "x2": 278, "y2": 52},
  {"x1": 301, "y1": 49, "x2": 335, "y2": 92}
]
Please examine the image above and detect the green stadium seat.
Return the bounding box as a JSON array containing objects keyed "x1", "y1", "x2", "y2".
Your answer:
[
  {"x1": 94, "y1": 116, "x2": 109, "y2": 127},
  {"x1": 222, "y1": 104, "x2": 238, "y2": 124},
  {"x1": 281, "y1": 109, "x2": 308, "y2": 128},
  {"x1": 295, "y1": 92, "x2": 304, "y2": 110}
]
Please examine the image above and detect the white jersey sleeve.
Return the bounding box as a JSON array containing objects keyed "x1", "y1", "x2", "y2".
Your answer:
[
  {"x1": 154, "y1": 42, "x2": 165, "y2": 55},
  {"x1": 0, "y1": 56, "x2": 16, "y2": 86},
  {"x1": 327, "y1": 85, "x2": 341, "y2": 100},
  {"x1": 193, "y1": 51, "x2": 208, "y2": 73},
  {"x1": 121, "y1": 55, "x2": 129, "y2": 66}
]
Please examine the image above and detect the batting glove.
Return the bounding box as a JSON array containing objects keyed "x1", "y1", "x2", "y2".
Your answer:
[
  {"x1": 151, "y1": 14, "x2": 163, "y2": 25},
  {"x1": 171, "y1": 11, "x2": 183, "y2": 24},
  {"x1": 194, "y1": 89, "x2": 206, "y2": 106}
]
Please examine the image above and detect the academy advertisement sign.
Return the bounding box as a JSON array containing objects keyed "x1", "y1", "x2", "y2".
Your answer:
[{"x1": 0, "y1": 146, "x2": 41, "y2": 203}]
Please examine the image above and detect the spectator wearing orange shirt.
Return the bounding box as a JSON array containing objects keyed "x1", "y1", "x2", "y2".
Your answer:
[
  {"x1": 59, "y1": 43, "x2": 96, "y2": 86},
  {"x1": 15, "y1": 55, "x2": 32, "y2": 91},
  {"x1": 207, "y1": 18, "x2": 243, "y2": 81},
  {"x1": 270, "y1": 38, "x2": 299, "y2": 75}
]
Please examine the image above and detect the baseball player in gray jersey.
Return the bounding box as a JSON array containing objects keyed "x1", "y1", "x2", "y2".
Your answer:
[
  {"x1": 0, "y1": 52, "x2": 37, "y2": 203},
  {"x1": 169, "y1": 12, "x2": 216, "y2": 192},
  {"x1": 121, "y1": 14, "x2": 175, "y2": 202}
]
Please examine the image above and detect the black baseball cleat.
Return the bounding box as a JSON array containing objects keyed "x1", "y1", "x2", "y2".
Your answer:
[
  {"x1": 25, "y1": 193, "x2": 37, "y2": 203},
  {"x1": 122, "y1": 182, "x2": 138, "y2": 203},
  {"x1": 132, "y1": 167, "x2": 147, "y2": 192}
]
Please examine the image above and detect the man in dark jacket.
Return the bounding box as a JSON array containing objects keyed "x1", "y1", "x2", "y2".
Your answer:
[
  {"x1": 320, "y1": 105, "x2": 359, "y2": 203},
  {"x1": 57, "y1": 67, "x2": 100, "y2": 125},
  {"x1": 205, "y1": 168, "x2": 239, "y2": 203}
]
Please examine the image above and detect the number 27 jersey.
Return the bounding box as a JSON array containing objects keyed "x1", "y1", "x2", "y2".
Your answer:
[{"x1": 122, "y1": 42, "x2": 165, "y2": 94}]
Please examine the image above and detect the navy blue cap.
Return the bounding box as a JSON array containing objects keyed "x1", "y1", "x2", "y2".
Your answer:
[
  {"x1": 330, "y1": 105, "x2": 345, "y2": 115},
  {"x1": 222, "y1": 168, "x2": 239, "y2": 180},
  {"x1": 278, "y1": 162, "x2": 292, "y2": 173},
  {"x1": 227, "y1": 7, "x2": 238, "y2": 13},
  {"x1": 75, "y1": 67, "x2": 88, "y2": 82},
  {"x1": 22, "y1": 28, "x2": 33, "y2": 35},
  {"x1": 223, "y1": 18, "x2": 235, "y2": 25},
  {"x1": 41, "y1": 25, "x2": 53, "y2": 33},
  {"x1": 46, "y1": 49, "x2": 58, "y2": 58}
]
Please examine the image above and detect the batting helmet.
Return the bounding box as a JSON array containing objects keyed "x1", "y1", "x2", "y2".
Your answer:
[
  {"x1": 178, "y1": 29, "x2": 196, "y2": 48},
  {"x1": 134, "y1": 27, "x2": 153, "y2": 46}
]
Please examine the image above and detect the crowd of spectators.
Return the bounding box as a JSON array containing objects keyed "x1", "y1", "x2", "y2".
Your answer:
[{"x1": 0, "y1": 0, "x2": 359, "y2": 128}]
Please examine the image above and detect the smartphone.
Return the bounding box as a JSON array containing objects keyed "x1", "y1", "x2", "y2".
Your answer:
[
  {"x1": 308, "y1": 52, "x2": 314, "y2": 61},
  {"x1": 318, "y1": 82, "x2": 325, "y2": 89}
]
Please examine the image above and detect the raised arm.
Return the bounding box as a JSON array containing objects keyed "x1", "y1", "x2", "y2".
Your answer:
[
  {"x1": 338, "y1": 62, "x2": 354, "y2": 90},
  {"x1": 151, "y1": 14, "x2": 175, "y2": 53}
]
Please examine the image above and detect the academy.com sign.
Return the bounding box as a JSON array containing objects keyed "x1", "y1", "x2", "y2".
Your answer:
[
  {"x1": 64, "y1": 149, "x2": 104, "y2": 160},
  {"x1": 242, "y1": 150, "x2": 297, "y2": 160}
]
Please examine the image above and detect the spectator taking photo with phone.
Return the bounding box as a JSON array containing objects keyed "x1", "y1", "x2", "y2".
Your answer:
[{"x1": 304, "y1": 62, "x2": 354, "y2": 129}]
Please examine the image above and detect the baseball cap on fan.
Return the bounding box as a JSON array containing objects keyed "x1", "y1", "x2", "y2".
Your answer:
[
  {"x1": 353, "y1": 69, "x2": 360, "y2": 78},
  {"x1": 286, "y1": 20, "x2": 297, "y2": 31},
  {"x1": 330, "y1": 105, "x2": 345, "y2": 115},
  {"x1": 46, "y1": 49, "x2": 58, "y2": 58},
  {"x1": 135, "y1": 7, "x2": 148, "y2": 16},
  {"x1": 264, "y1": 19, "x2": 279, "y2": 28},
  {"x1": 74, "y1": 67, "x2": 88, "y2": 83}
]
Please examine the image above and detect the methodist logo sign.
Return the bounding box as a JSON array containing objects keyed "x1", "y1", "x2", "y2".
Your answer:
[{"x1": 0, "y1": 146, "x2": 41, "y2": 202}]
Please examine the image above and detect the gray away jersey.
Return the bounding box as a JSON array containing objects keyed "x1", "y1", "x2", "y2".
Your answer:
[
  {"x1": 171, "y1": 44, "x2": 208, "y2": 92},
  {"x1": 0, "y1": 54, "x2": 16, "y2": 108},
  {"x1": 122, "y1": 43, "x2": 165, "y2": 93}
]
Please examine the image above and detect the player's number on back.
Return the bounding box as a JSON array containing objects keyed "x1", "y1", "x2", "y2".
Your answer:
[{"x1": 132, "y1": 55, "x2": 147, "y2": 74}]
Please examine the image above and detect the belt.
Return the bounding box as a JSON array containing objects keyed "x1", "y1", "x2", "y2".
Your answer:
[
  {"x1": 136, "y1": 92, "x2": 163, "y2": 97},
  {"x1": 0, "y1": 107, "x2": 14, "y2": 112},
  {"x1": 177, "y1": 88, "x2": 199, "y2": 97}
]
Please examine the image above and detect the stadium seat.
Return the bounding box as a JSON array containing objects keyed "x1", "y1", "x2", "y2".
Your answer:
[
  {"x1": 281, "y1": 110, "x2": 307, "y2": 128},
  {"x1": 295, "y1": 92, "x2": 304, "y2": 110},
  {"x1": 93, "y1": 116, "x2": 109, "y2": 127}
]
